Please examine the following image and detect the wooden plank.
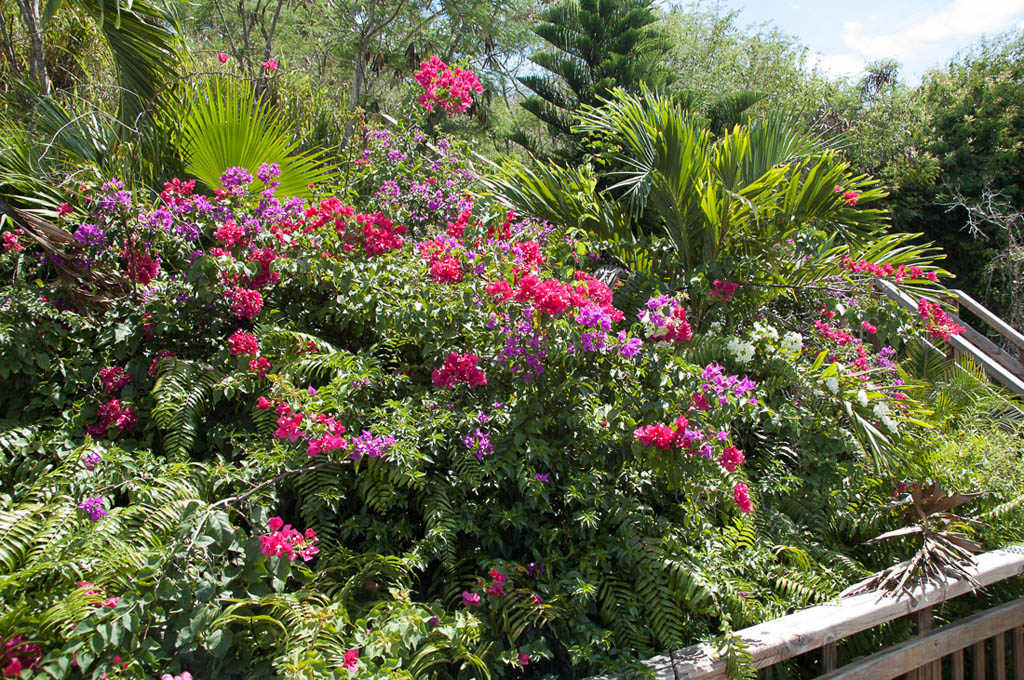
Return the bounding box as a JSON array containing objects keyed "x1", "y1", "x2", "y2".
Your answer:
[
  {"x1": 997, "y1": 632, "x2": 1008, "y2": 680},
  {"x1": 1011, "y1": 626, "x2": 1019, "y2": 680},
  {"x1": 955, "y1": 319, "x2": 1024, "y2": 380},
  {"x1": 1014, "y1": 626, "x2": 1024, "y2": 680},
  {"x1": 916, "y1": 609, "x2": 934, "y2": 680},
  {"x1": 974, "y1": 641, "x2": 986, "y2": 680},
  {"x1": 822, "y1": 641, "x2": 837, "y2": 672},
  {"x1": 583, "y1": 547, "x2": 1024, "y2": 680},
  {"x1": 952, "y1": 648, "x2": 964, "y2": 680},
  {"x1": 816, "y1": 598, "x2": 1024, "y2": 680},
  {"x1": 952, "y1": 289, "x2": 1024, "y2": 354}
]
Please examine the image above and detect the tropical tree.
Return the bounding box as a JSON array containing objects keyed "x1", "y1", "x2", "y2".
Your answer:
[
  {"x1": 511, "y1": 0, "x2": 674, "y2": 159},
  {"x1": 490, "y1": 88, "x2": 889, "y2": 283},
  {"x1": 5, "y1": 0, "x2": 180, "y2": 126}
]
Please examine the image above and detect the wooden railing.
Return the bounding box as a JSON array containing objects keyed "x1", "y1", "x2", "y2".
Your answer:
[
  {"x1": 874, "y1": 281, "x2": 1024, "y2": 396},
  {"x1": 590, "y1": 546, "x2": 1024, "y2": 680}
]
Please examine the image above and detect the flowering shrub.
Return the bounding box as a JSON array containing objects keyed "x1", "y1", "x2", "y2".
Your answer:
[
  {"x1": 414, "y1": 56, "x2": 484, "y2": 115},
  {"x1": 0, "y1": 98, "x2": 989, "y2": 680}
]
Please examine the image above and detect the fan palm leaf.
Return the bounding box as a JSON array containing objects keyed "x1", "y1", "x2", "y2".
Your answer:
[{"x1": 174, "y1": 78, "x2": 334, "y2": 199}]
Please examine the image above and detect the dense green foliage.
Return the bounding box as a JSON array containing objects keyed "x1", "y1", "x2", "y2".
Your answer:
[{"x1": 0, "y1": 2, "x2": 1022, "y2": 679}]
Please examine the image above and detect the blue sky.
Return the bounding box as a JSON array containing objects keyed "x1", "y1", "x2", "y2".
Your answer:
[{"x1": 710, "y1": 0, "x2": 1024, "y2": 82}]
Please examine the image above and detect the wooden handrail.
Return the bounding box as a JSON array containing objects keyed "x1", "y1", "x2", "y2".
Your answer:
[
  {"x1": 588, "y1": 546, "x2": 1024, "y2": 680},
  {"x1": 952, "y1": 288, "x2": 1024, "y2": 354},
  {"x1": 817, "y1": 597, "x2": 1024, "y2": 679},
  {"x1": 874, "y1": 280, "x2": 1024, "y2": 396}
]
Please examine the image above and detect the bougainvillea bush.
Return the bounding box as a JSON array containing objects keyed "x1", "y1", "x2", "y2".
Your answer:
[{"x1": 0, "y1": 85, "x2": 1013, "y2": 680}]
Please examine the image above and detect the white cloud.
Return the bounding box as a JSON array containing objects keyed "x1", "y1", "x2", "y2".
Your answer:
[
  {"x1": 841, "y1": 0, "x2": 1024, "y2": 62},
  {"x1": 811, "y1": 0, "x2": 1024, "y2": 81}
]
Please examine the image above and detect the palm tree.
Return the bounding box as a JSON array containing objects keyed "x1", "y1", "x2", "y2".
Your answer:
[{"x1": 487, "y1": 88, "x2": 892, "y2": 282}]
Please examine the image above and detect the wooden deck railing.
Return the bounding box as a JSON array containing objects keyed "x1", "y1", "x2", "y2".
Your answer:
[
  {"x1": 590, "y1": 546, "x2": 1024, "y2": 680},
  {"x1": 875, "y1": 280, "x2": 1024, "y2": 396}
]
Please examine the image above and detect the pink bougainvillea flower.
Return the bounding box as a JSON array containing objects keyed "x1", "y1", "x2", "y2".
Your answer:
[
  {"x1": 718, "y1": 445, "x2": 745, "y2": 473},
  {"x1": 519, "y1": 652, "x2": 530, "y2": 666},
  {"x1": 261, "y1": 58, "x2": 278, "y2": 71},
  {"x1": 462, "y1": 591, "x2": 481, "y2": 606},
  {"x1": 227, "y1": 329, "x2": 259, "y2": 356},
  {"x1": 733, "y1": 482, "x2": 753, "y2": 514},
  {"x1": 56, "y1": 202, "x2": 73, "y2": 216},
  {"x1": 217, "y1": 52, "x2": 229, "y2": 63},
  {"x1": 861, "y1": 321, "x2": 878, "y2": 334},
  {"x1": 342, "y1": 649, "x2": 359, "y2": 672},
  {"x1": 260, "y1": 517, "x2": 318, "y2": 561}
]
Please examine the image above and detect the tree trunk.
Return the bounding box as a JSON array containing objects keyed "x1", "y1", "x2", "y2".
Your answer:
[
  {"x1": 350, "y1": 0, "x2": 377, "y2": 110},
  {"x1": 14, "y1": 0, "x2": 48, "y2": 95}
]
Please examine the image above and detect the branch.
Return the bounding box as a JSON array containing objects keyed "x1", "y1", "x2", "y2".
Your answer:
[{"x1": 209, "y1": 459, "x2": 351, "y2": 511}]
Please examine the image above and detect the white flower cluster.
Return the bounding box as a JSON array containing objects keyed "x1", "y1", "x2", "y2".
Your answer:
[
  {"x1": 873, "y1": 402, "x2": 898, "y2": 432},
  {"x1": 857, "y1": 389, "x2": 869, "y2": 407},
  {"x1": 751, "y1": 321, "x2": 779, "y2": 342},
  {"x1": 727, "y1": 337, "x2": 756, "y2": 364},
  {"x1": 825, "y1": 375, "x2": 839, "y2": 394},
  {"x1": 780, "y1": 331, "x2": 803, "y2": 354}
]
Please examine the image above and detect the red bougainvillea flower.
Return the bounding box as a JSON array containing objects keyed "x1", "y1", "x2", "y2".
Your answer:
[
  {"x1": 861, "y1": 321, "x2": 878, "y2": 335},
  {"x1": 261, "y1": 58, "x2": 278, "y2": 71},
  {"x1": 718, "y1": 445, "x2": 745, "y2": 473},
  {"x1": 249, "y1": 356, "x2": 271, "y2": 378},
  {"x1": 2, "y1": 230, "x2": 24, "y2": 252},
  {"x1": 227, "y1": 329, "x2": 259, "y2": 356},
  {"x1": 228, "y1": 287, "x2": 263, "y2": 319},
  {"x1": 734, "y1": 482, "x2": 753, "y2": 513},
  {"x1": 260, "y1": 517, "x2": 318, "y2": 561},
  {"x1": 342, "y1": 649, "x2": 359, "y2": 672},
  {"x1": 432, "y1": 352, "x2": 486, "y2": 390},
  {"x1": 217, "y1": 52, "x2": 228, "y2": 63},
  {"x1": 414, "y1": 55, "x2": 484, "y2": 115},
  {"x1": 56, "y1": 202, "x2": 73, "y2": 216}
]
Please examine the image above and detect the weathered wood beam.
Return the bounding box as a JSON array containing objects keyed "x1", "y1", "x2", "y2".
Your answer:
[
  {"x1": 587, "y1": 547, "x2": 1024, "y2": 680},
  {"x1": 817, "y1": 598, "x2": 1024, "y2": 680}
]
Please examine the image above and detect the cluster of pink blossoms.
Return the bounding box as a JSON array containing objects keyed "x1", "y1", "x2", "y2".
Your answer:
[
  {"x1": 160, "y1": 672, "x2": 193, "y2": 680},
  {"x1": 414, "y1": 56, "x2": 484, "y2": 115},
  {"x1": 733, "y1": 482, "x2": 753, "y2": 514},
  {"x1": 260, "y1": 516, "x2": 319, "y2": 562},
  {"x1": 487, "y1": 270, "x2": 622, "y2": 322},
  {"x1": 227, "y1": 329, "x2": 259, "y2": 356},
  {"x1": 432, "y1": 352, "x2": 487, "y2": 390},
  {"x1": 0, "y1": 635, "x2": 41, "y2": 678},
  {"x1": 86, "y1": 399, "x2": 137, "y2": 439},
  {"x1": 709, "y1": 280, "x2": 738, "y2": 302},
  {"x1": 227, "y1": 287, "x2": 263, "y2": 319},
  {"x1": 918, "y1": 299, "x2": 965, "y2": 340},
  {"x1": 813, "y1": 319, "x2": 856, "y2": 346},
  {"x1": 306, "y1": 414, "x2": 348, "y2": 457},
  {"x1": 839, "y1": 256, "x2": 938, "y2": 283},
  {"x1": 834, "y1": 185, "x2": 861, "y2": 206},
  {"x1": 463, "y1": 569, "x2": 509, "y2": 605},
  {"x1": 418, "y1": 234, "x2": 464, "y2": 283},
  {"x1": 214, "y1": 220, "x2": 246, "y2": 247},
  {"x1": 122, "y1": 248, "x2": 160, "y2": 285},
  {"x1": 2, "y1": 229, "x2": 24, "y2": 252},
  {"x1": 98, "y1": 366, "x2": 132, "y2": 394}
]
